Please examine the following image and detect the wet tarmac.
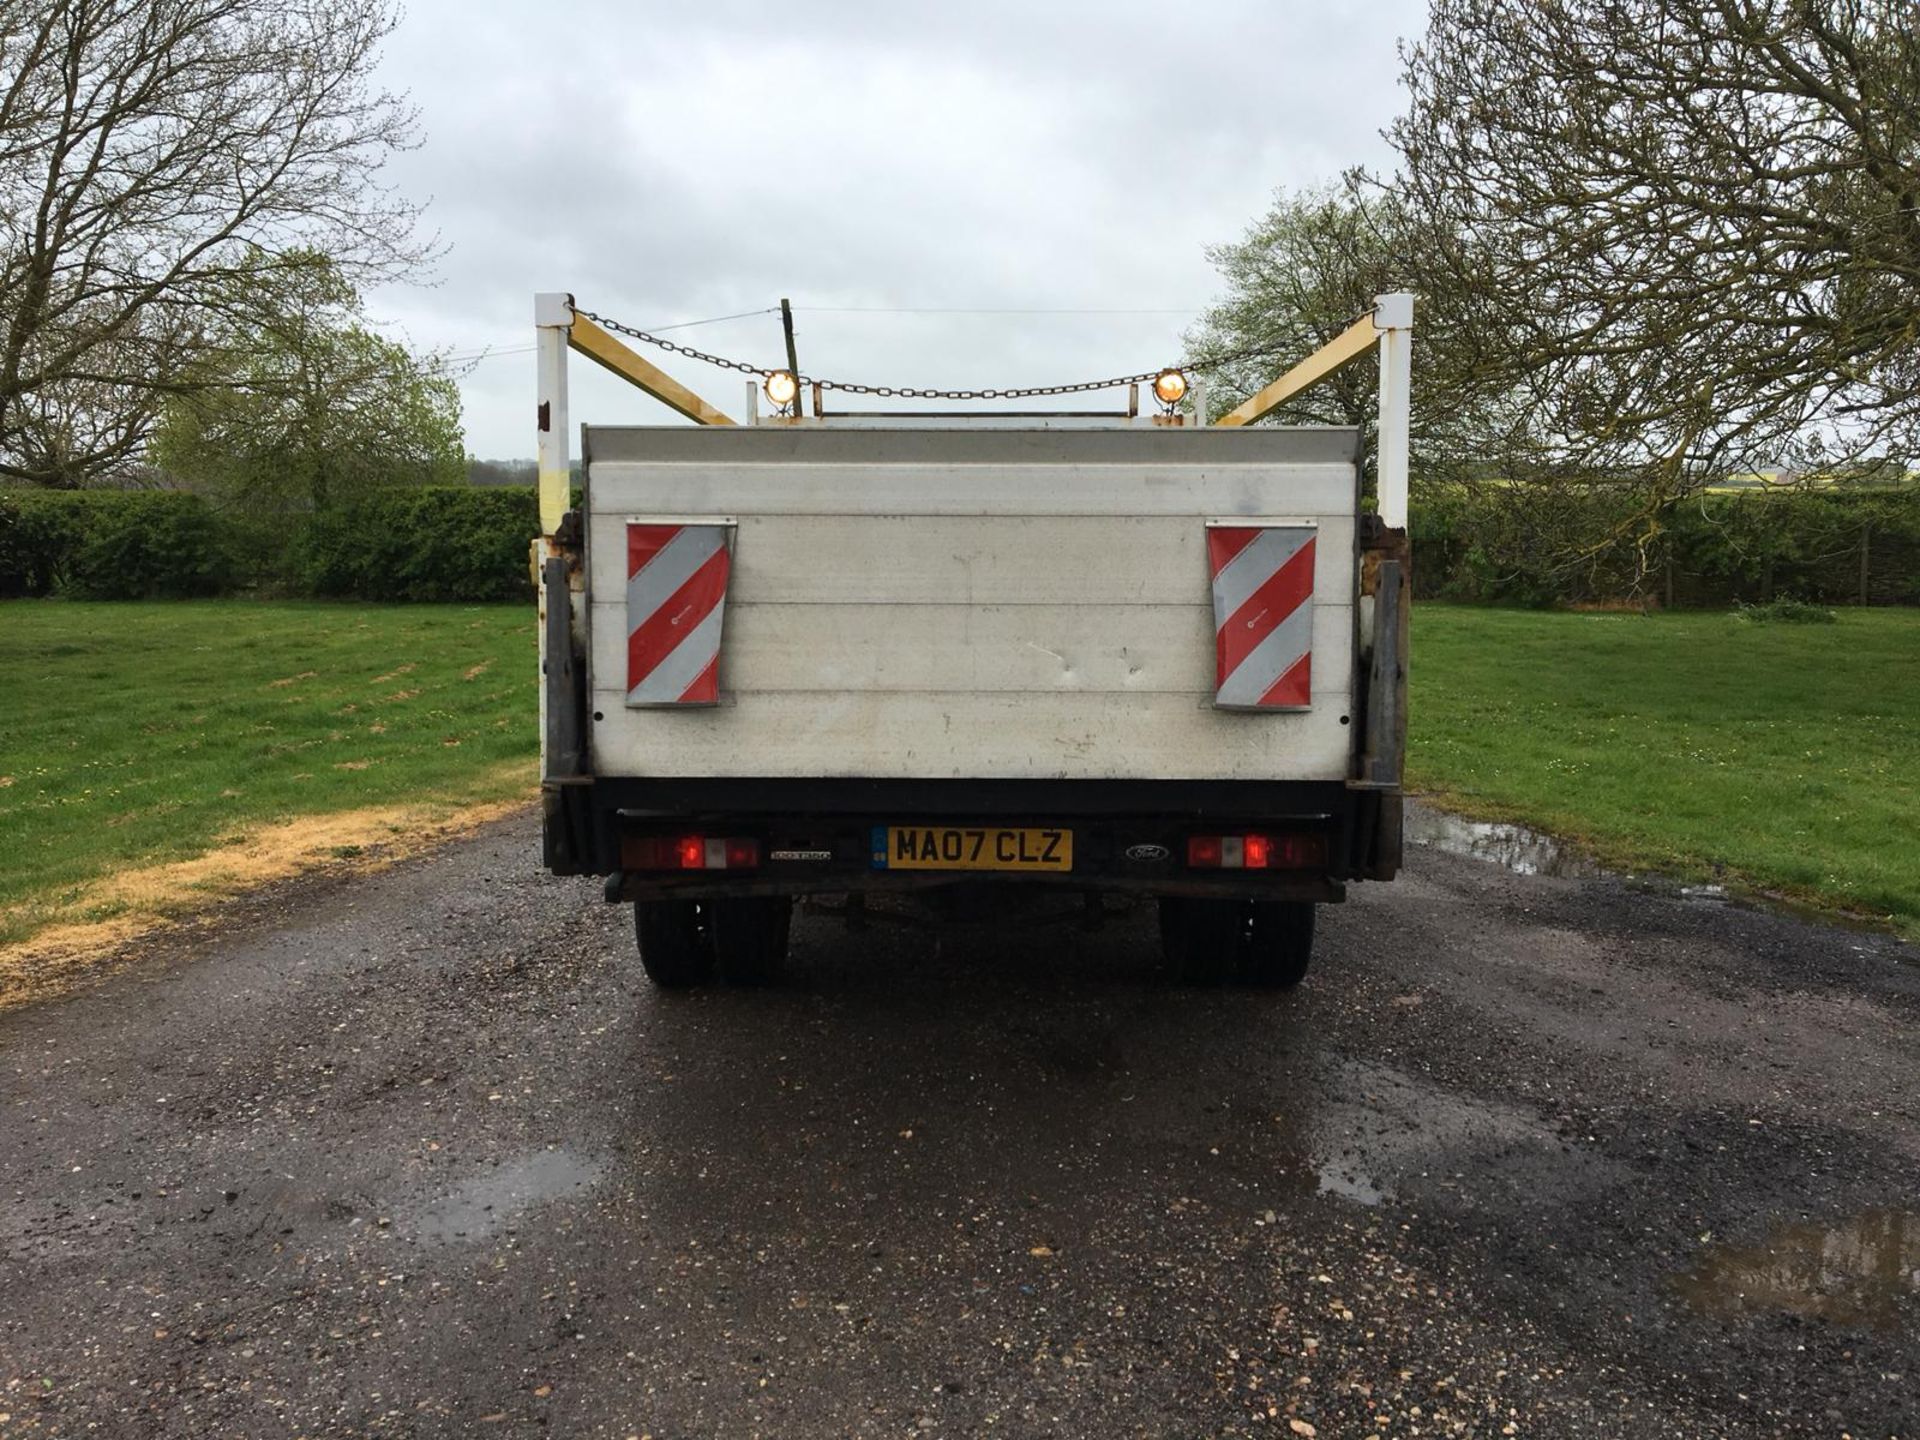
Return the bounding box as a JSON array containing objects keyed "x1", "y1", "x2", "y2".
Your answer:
[{"x1": 1, "y1": 807, "x2": 1916, "y2": 1437}]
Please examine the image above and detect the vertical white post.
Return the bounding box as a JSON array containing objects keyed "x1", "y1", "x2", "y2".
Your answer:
[
  {"x1": 745, "y1": 378, "x2": 761, "y2": 425},
  {"x1": 534, "y1": 292, "x2": 573, "y2": 537},
  {"x1": 1373, "y1": 292, "x2": 1414, "y2": 530},
  {"x1": 533, "y1": 292, "x2": 572, "y2": 782}
]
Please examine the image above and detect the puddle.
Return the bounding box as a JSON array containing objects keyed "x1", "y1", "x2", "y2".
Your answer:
[
  {"x1": 1405, "y1": 806, "x2": 1597, "y2": 878},
  {"x1": 1294, "y1": 1059, "x2": 1608, "y2": 1212},
  {"x1": 406, "y1": 1149, "x2": 606, "y2": 1243},
  {"x1": 1315, "y1": 1161, "x2": 1388, "y2": 1207},
  {"x1": 1409, "y1": 805, "x2": 1898, "y2": 936},
  {"x1": 1675, "y1": 1209, "x2": 1920, "y2": 1329}
]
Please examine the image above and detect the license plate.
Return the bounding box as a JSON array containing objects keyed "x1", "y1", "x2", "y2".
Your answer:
[{"x1": 873, "y1": 825, "x2": 1073, "y2": 872}]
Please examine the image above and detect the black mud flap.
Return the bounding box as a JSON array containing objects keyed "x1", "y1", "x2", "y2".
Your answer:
[{"x1": 543, "y1": 781, "x2": 596, "y2": 874}]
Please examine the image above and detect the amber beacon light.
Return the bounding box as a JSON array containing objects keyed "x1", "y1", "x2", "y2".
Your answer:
[{"x1": 763, "y1": 369, "x2": 799, "y2": 408}]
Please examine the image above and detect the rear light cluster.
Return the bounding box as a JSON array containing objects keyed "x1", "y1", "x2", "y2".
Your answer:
[
  {"x1": 1186, "y1": 833, "x2": 1323, "y2": 870},
  {"x1": 625, "y1": 835, "x2": 761, "y2": 871}
]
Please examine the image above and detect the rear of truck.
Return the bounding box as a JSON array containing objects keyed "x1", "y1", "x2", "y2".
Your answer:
[{"x1": 540, "y1": 420, "x2": 1409, "y2": 989}]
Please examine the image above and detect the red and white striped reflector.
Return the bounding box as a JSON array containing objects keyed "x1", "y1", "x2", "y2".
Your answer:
[
  {"x1": 626, "y1": 521, "x2": 736, "y2": 707},
  {"x1": 1206, "y1": 522, "x2": 1316, "y2": 710}
]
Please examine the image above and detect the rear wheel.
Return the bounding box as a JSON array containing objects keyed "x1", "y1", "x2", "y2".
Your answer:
[
  {"x1": 634, "y1": 899, "x2": 714, "y2": 989},
  {"x1": 1158, "y1": 897, "x2": 1317, "y2": 988},
  {"x1": 1158, "y1": 897, "x2": 1243, "y2": 986},
  {"x1": 1242, "y1": 900, "x2": 1315, "y2": 989},
  {"x1": 709, "y1": 896, "x2": 793, "y2": 985}
]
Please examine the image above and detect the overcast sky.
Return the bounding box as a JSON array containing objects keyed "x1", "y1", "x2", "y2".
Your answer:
[{"x1": 365, "y1": 1, "x2": 1431, "y2": 459}]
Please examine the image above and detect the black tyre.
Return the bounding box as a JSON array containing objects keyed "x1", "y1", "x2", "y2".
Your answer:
[
  {"x1": 634, "y1": 899, "x2": 714, "y2": 989},
  {"x1": 1158, "y1": 897, "x2": 1243, "y2": 986},
  {"x1": 1242, "y1": 900, "x2": 1315, "y2": 989},
  {"x1": 709, "y1": 896, "x2": 793, "y2": 986}
]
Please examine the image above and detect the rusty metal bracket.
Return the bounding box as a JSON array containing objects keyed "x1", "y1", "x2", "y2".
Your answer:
[
  {"x1": 541, "y1": 555, "x2": 584, "y2": 780},
  {"x1": 1354, "y1": 555, "x2": 1408, "y2": 791}
]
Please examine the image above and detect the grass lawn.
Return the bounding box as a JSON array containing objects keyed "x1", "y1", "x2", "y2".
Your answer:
[
  {"x1": 1409, "y1": 604, "x2": 1920, "y2": 937},
  {"x1": 0, "y1": 601, "x2": 536, "y2": 950},
  {"x1": 2, "y1": 597, "x2": 1913, "y2": 961}
]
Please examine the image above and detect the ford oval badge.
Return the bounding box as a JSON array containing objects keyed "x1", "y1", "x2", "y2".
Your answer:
[{"x1": 1125, "y1": 843, "x2": 1171, "y2": 863}]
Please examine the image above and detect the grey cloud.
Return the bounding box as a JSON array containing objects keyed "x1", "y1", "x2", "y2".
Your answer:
[{"x1": 365, "y1": 0, "x2": 1428, "y2": 457}]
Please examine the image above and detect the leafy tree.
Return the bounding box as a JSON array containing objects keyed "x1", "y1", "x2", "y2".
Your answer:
[
  {"x1": 1188, "y1": 187, "x2": 1397, "y2": 435},
  {"x1": 1186, "y1": 185, "x2": 1516, "y2": 499},
  {"x1": 151, "y1": 254, "x2": 463, "y2": 512},
  {"x1": 0, "y1": 0, "x2": 428, "y2": 487}
]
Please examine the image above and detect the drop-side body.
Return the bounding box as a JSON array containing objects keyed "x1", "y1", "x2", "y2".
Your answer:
[{"x1": 540, "y1": 422, "x2": 1408, "y2": 988}]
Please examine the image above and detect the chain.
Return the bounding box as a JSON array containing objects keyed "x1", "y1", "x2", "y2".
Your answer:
[
  {"x1": 576, "y1": 309, "x2": 771, "y2": 378},
  {"x1": 574, "y1": 306, "x2": 1324, "y2": 401},
  {"x1": 815, "y1": 367, "x2": 1170, "y2": 403}
]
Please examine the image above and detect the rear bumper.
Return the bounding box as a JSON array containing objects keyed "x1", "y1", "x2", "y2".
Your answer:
[{"x1": 545, "y1": 776, "x2": 1400, "y2": 902}]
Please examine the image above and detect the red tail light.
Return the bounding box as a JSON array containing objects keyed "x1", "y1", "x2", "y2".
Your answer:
[
  {"x1": 622, "y1": 835, "x2": 763, "y2": 871},
  {"x1": 1187, "y1": 833, "x2": 1322, "y2": 870}
]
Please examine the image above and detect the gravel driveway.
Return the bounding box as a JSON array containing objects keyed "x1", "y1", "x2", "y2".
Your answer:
[{"x1": 2, "y1": 811, "x2": 1916, "y2": 1437}]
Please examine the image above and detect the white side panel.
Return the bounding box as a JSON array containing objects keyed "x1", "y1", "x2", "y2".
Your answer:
[
  {"x1": 587, "y1": 514, "x2": 1356, "y2": 608},
  {"x1": 586, "y1": 463, "x2": 1352, "y2": 518},
  {"x1": 586, "y1": 691, "x2": 1355, "y2": 781},
  {"x1": 590, "y1": 600, "x2": 1353, "y2": 698}
]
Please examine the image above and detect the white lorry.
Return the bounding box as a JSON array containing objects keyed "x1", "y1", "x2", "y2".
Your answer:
[{"x1": 533, "y1": 293, "x2": 1411, "y2": 989}]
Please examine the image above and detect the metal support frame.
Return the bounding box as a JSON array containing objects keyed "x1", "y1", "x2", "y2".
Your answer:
[
  {"x1": 1373, "y1": 293, "x2": 1413, "y2": 531},
  {"x1": 534, "y1": 292, "x2": 737, "y2": 541},
  {"x1": 537, "y1": 287, "x2": 1414, "y2": 533},
  {"x1": 1213, "y1": 313, "x2": 1378, "y2": 430},
  {"x1": 535, "y1": 292, "x2": 573, "y2": 538},
  {"x1": 536, "y1": 291, "x2": 741, "y2": 793},
  {"x1": 1358, "y1": 557, "x2": 1408, "y2": 788},
  {"x1": 542, "y1": 555, "x2": 583, "y2": 777},
  {"x1": 569, "y1": 312, "x2": 737, "y2": 429},
  {"x1": 1212, "y1": 292, "x2": 1414, "y2": 530}
]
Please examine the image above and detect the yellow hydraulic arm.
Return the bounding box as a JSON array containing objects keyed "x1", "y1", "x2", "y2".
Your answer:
[
  {"x1": 1213, "y1": 294, "x2": 1413, "y2": 532},
  {"x1": 1212, "y1": 314, "x2": 1380, "y2": 429},
  {"x1": 533, "y1": 294, "x2": 736, "y2": 537}
]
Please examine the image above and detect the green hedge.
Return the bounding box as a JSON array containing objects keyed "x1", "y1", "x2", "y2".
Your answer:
[
  {"x1": 1409, "y1": 486, "x2": 1920, "y2": 607},
  {"x1": 0, "y1": 490, "x2": 237, "y2": 599},
  {"x1": 4, "y1": 481, "x2": 1917, "y2": 608},
  {"x1": 298, "y1": 487, "x2": 541, "y2": 602},
  {"x1": 1, "y1": 486, "x2": 545, "y2": 603}
]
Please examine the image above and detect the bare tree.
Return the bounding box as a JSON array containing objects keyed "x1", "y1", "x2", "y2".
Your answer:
[
  {"x1": 0, "y1": 0, "x2": 429, "y2": 486},
  {"x1": 1390, "y1": 0, "x2": 1920, "y2": 500}
]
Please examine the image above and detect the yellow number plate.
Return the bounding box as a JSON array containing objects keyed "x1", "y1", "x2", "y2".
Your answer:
[{"x1": 876, "y1": 825, "x2": 1073, "y2": 872}]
